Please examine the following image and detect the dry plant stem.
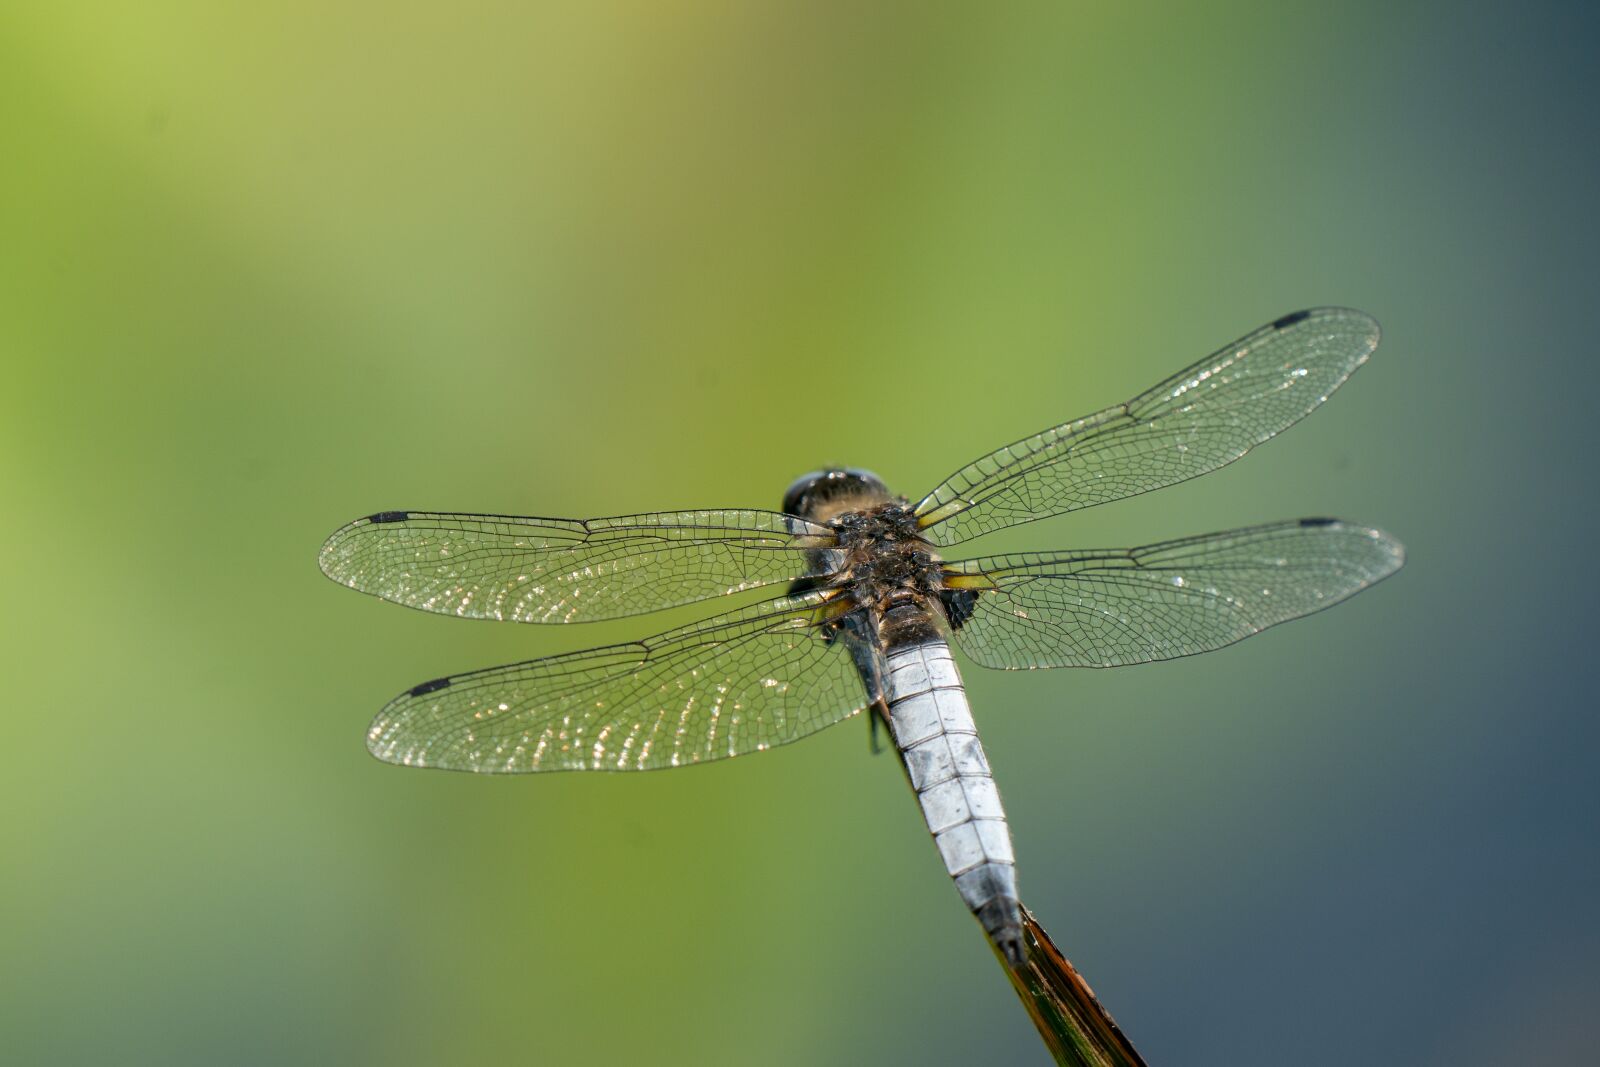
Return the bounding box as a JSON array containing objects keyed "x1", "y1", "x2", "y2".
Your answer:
[{"x1": 991, "y1": 904, "x2": 1147, "y2": 1067}]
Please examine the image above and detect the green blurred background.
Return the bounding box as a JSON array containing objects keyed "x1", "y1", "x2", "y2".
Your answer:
[{"x1": 5, "y1": 3, "x2": 1596, "y2": 1064}]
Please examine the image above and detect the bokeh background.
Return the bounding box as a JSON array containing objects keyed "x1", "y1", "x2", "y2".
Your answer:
[{"x1": 5, "y1": 4, "x2": 1597, "y2": 1064}]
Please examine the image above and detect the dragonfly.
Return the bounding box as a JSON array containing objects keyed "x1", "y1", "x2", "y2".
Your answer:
[{"x1": 320, "y1": 307, "x2": 1403, "y2": 970}]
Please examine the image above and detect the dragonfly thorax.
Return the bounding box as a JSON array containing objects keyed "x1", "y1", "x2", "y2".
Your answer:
[{"x1": 825, "y1": 504, "x2": 946, "y2": 635}]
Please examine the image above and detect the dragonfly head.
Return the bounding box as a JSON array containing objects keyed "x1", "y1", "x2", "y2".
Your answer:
[{"x1": 783, "y1": 467, "x2": 891, "y2": 521}]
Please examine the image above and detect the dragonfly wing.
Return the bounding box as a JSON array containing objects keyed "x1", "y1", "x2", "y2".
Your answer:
[
  {"x1": 367, "y1": 591, "x2": 866, "y2": 772},
  {"x1": 320, "y1": 509, "x2": 836, "y2": 623},
  {"x1": 945, "y1": 519, "x2": 1403, "y2": 669},
  {"x1": 914, "y1": 308, "x2": 1380, "y2": 544}
]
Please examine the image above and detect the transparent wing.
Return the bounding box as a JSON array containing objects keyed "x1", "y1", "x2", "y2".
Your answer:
[
  {"x1": 367, "y1": 590, "x2": 866, "y2": 772},
  {"x1": 914, "y1": 308, "x2": 1381, "y2": 545},
  {"x1": 319, "y1": 509, "x2": 836, "y2": 623},
  {"x1": 945, "y1": 519, "x2": 1403, "y2": 669}
]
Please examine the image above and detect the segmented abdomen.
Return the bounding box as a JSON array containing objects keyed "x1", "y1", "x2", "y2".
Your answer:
[{"x1": 884, "y1": 640, "x2": 1023, "y2": 965}]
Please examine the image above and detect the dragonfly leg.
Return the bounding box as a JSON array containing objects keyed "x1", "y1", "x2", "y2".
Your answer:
[{"x1": 868, "y1": 697, "x2": 892, "y2": 755}]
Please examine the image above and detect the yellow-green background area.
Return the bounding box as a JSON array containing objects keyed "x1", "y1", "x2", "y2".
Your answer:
[{"x1": 5, "y1": 4, "x2": 1595, "y2": 1065}]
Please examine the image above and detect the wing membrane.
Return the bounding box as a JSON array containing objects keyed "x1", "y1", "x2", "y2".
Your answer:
[
  {"x1": 320, "y1": 509, "x2": 836, "y2": 623},
  {"x1": 947, "y1": 519, "x2": 1403, "y2": 669},
  {"x1": 367, "y1": 590, "x2": 866, "y2": 772},
  {"x1": 915, "y1": 308, "x2": 1381, "y2": 544}
]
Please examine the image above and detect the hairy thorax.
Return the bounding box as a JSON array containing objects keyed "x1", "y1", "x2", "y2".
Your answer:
[{"x1": 826, "y1": 504, "x2": 949, "y2": 647}]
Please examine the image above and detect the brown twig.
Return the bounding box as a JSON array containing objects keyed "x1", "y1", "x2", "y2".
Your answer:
[{"x1": 990, "y1": 904, "x2": 1147, "y2": 1066}]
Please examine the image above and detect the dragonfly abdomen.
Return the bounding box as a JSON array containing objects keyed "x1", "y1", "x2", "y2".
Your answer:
[{"x1": 885, "y1": 639, "x2": 1023, "y2": 966}]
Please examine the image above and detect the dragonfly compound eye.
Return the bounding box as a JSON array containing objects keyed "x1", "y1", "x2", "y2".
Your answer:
[{"x1": 782, "y1": 467, "x2": 890, "y2": 519}]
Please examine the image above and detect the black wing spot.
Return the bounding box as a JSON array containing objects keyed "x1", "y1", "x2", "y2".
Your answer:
[
  {"x1": 367, "y1": 511, "x2": 410, "y2": 524},
  {"x1": 408, "y1": 677, "x2": 452, "y2": 697},
  {"x1": 1272, "y1": 310, "x2": 1312, "y2": 330},
  {"x1": 940, "y1": 588, "x2": 980, "y2": 631},
  {"x1": 1299, "y1": 517, "x2": 1339, "y2": 528}
]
